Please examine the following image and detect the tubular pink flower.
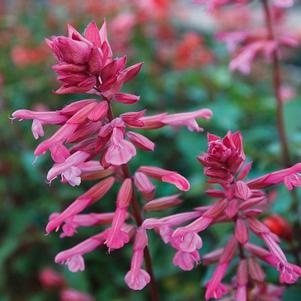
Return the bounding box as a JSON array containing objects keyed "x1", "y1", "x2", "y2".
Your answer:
[
  {"x1": 143, "y1": 211, "x2": 200, "y2": 244},
  {"x1": 171, "y1": 199, "x2": 227, "y2": 252},
  {"x1": 105, "y1": 178, "x2": 133, "y2": 250},
  {"x1": 247, "y1": 163, "x2": 301, "y2": 190},
  {"x1": 172, "y1": 250, "x2": 200, "y2": 271},
  {"x1": 47, "y1": 151, "x2": 90, "y2": 185},
  {"x1": 55, "y1": 230, "x2": 108, "y2": 272},
  {"x1": 138, "y1": 166, "x2": 190, "y2": 191},
  {"x1": 59, "y1": 212, "x2": 115, "y2": 238},
  {"x1": 46, "y1": 177, "x2": 115, "y2": 234},
  {"x1": 125, "y1": 228, "x2": 150, "y2": 290}
]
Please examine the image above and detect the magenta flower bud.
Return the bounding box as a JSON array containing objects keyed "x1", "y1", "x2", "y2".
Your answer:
[
  {"x1": 120, "y1": 110, "x2": 145, "y2": 127},
  {"x1": 234, "y1": 181, "x2": 251, "y2": 201},
  {"x1": 134, "y1": 171, "x2": 156, "y2": 200},
  {"x1": 115, "y1": 92, "x2": 140, "y2": 104},
  {"x1": 235, "y1": 219, "x2": 249, "y2": 244},
  {"x1": 248, "y1": 257, "x2": 266, "y2": 282},
  {"x1": 173, "y1": 250, "x2": 200, "y2": 271},
  {"x1": 237, "y1": 161, "x2": 253, "y2": 180},
  {"x1": 127, "y1": 131, "x2": 155, "y2": 151},
  {"x1": 138, "y1": 166, "x2": 190, "y2": 191},
  {"x1": 225, "y1": 198, "x2": 239, "y2": 218},
  {"x1": 143, "y1": 194, "x2": 182, "y2": 212}
]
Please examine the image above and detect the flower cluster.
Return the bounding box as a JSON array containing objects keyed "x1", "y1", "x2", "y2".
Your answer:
[
  {"x1": 144, "y1": 131, "x2": 301, "y2": 299},
  {"x1": 196, "y1": 0, "x2": 298, "y2": 75},
  {"x1": 12, "y1": 21, "x2": 212, "y2": 290}
]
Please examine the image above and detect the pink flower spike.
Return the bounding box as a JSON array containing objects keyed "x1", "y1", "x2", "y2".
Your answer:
[
  {"x1": 138, "y1": 166, "x2": 190, "y2": 191},
  {"x1": 172, "y1": 250, "x2": 200, "y2": 271},
  {"x1": 105, "y1": 178, "x2": 132, "y2": 250},
  {"x1": 144, "y1": 194, "x2": 182, "y2": 211},
  {"x1": 125, "y1": 228, "x2": 150, "y2": 290},
  {"x1": 60, "y1": 289, "x2": 95, "y2": 301},
  {"x1": 134, "y1": 171, "x2": 155, "y2": 200},
  {"x1": 162, "y1": 108, "x2": 213, "y2": 132},
  {"x1": 127, "y1": 131, "x2": 155, "y2": 151}
]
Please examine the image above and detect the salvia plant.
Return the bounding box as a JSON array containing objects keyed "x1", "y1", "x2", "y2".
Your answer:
[{"x1": 11, "y1": 0, "x2": 301, "y2": 300}]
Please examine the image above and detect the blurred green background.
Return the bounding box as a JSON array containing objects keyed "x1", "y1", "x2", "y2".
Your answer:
[{"x1": 1, "y1": 0, "x2": 301, "y2": 300}]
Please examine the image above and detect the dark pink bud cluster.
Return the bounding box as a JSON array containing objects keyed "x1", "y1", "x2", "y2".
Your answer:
[
  {"x1": 144, "y1": 131, "x2": 301, "y2": 299},
  {"x1": 12, "y1": 21, "x2": 212, "y2": 291}
]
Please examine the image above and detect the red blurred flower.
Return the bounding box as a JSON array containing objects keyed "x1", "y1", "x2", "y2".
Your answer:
[{"x1": 263, "y1": 215, "x2": 293, "y2": 241}]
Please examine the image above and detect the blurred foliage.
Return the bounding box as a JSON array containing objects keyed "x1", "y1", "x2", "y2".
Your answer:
[{"x1": 1, "y1": 0, "x2": 301, "y2": 300}]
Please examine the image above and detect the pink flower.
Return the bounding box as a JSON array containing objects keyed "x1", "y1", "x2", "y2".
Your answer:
[
  {"x1": 172, "y1": 250, "x2": 200, "y2": 271},
  {"x1": 55, "y1": 230, "x2": 108, "y2": 272},
  {"x1": 46, "y1": 177, "x2": 115, "y2": 234},
  {"x1": 125, "y1": 228, "x2": 150, "y2": 290},
  {"x1": 105, "y1": 178, "x2": 133, "y2": 250}
]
